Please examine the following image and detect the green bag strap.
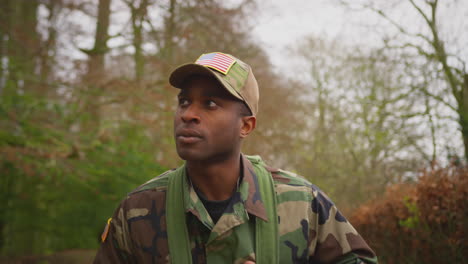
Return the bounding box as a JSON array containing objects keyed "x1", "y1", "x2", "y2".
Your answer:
[
  {"x1": 166, "y1": 156, "x2": 279, "y2": 264},
  {"x1": 247, "y1": 155, "x2": 279, "y2": 264},
  {"x1": 166, "y1": 165, "x2": 193, "y2": 264}
]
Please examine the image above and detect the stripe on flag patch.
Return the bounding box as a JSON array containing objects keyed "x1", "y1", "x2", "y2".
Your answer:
[{"x1": 195, "y1": 52, "x2": 236, "y2": 75}]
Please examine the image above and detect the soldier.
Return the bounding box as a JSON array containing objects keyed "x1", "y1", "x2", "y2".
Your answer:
[{"x1": 94, "y1": 52, "x2": 378, "y2": 264}]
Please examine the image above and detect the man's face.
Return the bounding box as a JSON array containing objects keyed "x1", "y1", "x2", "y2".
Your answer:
[{"x1": 174, "y1": 76, "x2": 244, "y2": 162}]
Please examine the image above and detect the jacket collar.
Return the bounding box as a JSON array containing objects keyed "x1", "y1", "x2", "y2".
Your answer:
[
  {"x1": 239, "y1": 154, "x2": 268, "y2": 221},
  {"x1": 183, "y1": 154, "x2": 268, "y2": 227}
]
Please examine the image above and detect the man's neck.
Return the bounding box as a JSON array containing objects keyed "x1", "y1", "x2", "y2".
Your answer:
[{"x1": 186, "y1": 153, "x2": 241, "y2": 201}]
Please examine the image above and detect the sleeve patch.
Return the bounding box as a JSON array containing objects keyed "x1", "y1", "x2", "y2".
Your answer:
[{"x1": 101, "y1": 218, "x2": 112, "y2": 243}]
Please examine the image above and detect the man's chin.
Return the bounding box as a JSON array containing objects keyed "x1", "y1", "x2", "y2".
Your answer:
[
  {"x1": 177, "y1": 150, "x2": 236, "y2": 165},
  {"x1": 176, "y1": 148, "x2": 204, "y2": 162}
]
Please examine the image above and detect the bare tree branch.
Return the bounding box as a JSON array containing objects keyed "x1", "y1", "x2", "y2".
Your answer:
[
  {"x1": 412, "y1": 84, "x2": 458, "y2": 112},
  {"x1": 364, "y1": 4, "x2": 432, "y2": 44}
]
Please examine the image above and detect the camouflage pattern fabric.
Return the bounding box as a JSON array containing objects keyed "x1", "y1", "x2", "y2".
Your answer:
[{"x1": 94, "y1": 155, "x2": 377, "y2": 263}]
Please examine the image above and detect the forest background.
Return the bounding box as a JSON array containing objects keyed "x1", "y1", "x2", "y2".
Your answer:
[{"x1": 1, "y1": 0, "x2": 467, "y2": 263}]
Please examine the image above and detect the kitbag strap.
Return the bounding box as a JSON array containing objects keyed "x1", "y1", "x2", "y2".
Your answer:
[
  {"x1": 166, "y1": 165, "x2": 193, "y2": 264},
  {"x1": 247, "y1": 155, "x2": 279, "y2": 264}
]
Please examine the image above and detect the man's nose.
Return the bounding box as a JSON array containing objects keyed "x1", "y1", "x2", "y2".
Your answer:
[{"x1": 180, "y1": 104, "x2": 201, "y2": 123}]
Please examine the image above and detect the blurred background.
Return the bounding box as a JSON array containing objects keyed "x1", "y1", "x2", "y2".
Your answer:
[{"x1": 0, "y1": 0, "x2": 466, "y2": 263}]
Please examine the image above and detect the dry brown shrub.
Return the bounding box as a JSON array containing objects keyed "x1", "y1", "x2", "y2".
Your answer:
[{"x1": 350, "y1": 166, "x2": 468, "y2": 264}]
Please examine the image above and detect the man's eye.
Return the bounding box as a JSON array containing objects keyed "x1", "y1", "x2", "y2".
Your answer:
[
  {"x1": 207, "y1": 100, "x2": 217, "y2": 108},
  {"x1": 178, "y1": 98, "x2": 189, "y2": 106}
]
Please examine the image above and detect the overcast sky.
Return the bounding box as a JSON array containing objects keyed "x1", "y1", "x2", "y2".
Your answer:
[
  {"x1": 253, "y1": 0, "x2": 347, "y2": 60},
  {"x1": 251, "y1": 0, "x2": 468, "y2": 75},
  {"x1": 252, "y1": 0, "x2": 374, "y2": 71}
]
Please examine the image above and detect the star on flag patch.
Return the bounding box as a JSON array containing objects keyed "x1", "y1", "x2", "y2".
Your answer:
[{"x1": 195, "y1": 52, "x2": 236, "y2": 75}]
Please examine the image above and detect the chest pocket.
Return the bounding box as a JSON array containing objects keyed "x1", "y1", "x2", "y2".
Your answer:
[{"x1": 205, "y1": 219, "x2": 256, "y2": 263}]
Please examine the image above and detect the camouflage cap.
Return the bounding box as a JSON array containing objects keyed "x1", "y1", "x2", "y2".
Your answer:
[{"x1": 169, "y1": 52, "x2": 259, "y2": 116}]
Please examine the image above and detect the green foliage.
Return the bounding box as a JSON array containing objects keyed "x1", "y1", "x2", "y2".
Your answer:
[
  {"x1": 0, "y1": 91, "x2": 168, "y2": 256},
  {"x1": 398, "y1": 197, "x2": 420, "y2": 229}
]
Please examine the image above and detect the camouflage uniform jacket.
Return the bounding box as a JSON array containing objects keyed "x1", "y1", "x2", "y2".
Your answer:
[{"x1": 94, "y1": 155, "x2": 377, "y2": 263}]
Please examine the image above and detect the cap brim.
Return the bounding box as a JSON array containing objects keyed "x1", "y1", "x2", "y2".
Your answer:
[{"x1": 169, "y1": 64, "x2": 243, "y2": 100}]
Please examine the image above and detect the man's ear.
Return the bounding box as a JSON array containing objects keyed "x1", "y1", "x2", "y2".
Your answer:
[{"x1": 240, "y1": 116, "x2": 256, "y2": 138}]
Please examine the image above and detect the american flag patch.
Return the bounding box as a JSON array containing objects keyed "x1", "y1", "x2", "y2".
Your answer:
[{"x1": 195, "y1": 52, "x2": 236, "y2": 75}]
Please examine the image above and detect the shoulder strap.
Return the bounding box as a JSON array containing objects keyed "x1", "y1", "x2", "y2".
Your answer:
[
  {"x1": 247, "y1": 155, "x2": 279, "y2": 264},
  {"x1": 166, "y1": 165, "x2": 193, "y2": 264}
]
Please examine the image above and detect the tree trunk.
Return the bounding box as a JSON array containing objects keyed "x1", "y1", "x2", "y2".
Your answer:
[
  {"x1": 88, "y1": 0, "x2": 111, "y2": 79},
  {"x1": 460, "y1": 75, "x2": 468, "y2": 160},
  {"x1": 82, "y1": 0, "x2": 111, "y2": 132},
  {"x1": 5, "y1": 0, "x2": 39, "y2": 93},
  {"x1": 130, "y1": 0, "x2": 148, "y2": 81},
  {"x1": 132, "y1": 20, "x2": 143, "y2": 81},
  {"x1": 0, "y1": 2, "x2": 5, "y2": 96},
  {"x1": 39, "y1": 0, "x2": 59, "y2": 88},
  {"x1": 162, "y1": 0, "x2": 176, "y2": 70}
]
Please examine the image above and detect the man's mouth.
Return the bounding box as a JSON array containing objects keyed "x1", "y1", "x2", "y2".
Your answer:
[{"x1": 176, "y1": 129, "x2": 203, "y2": 144}]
